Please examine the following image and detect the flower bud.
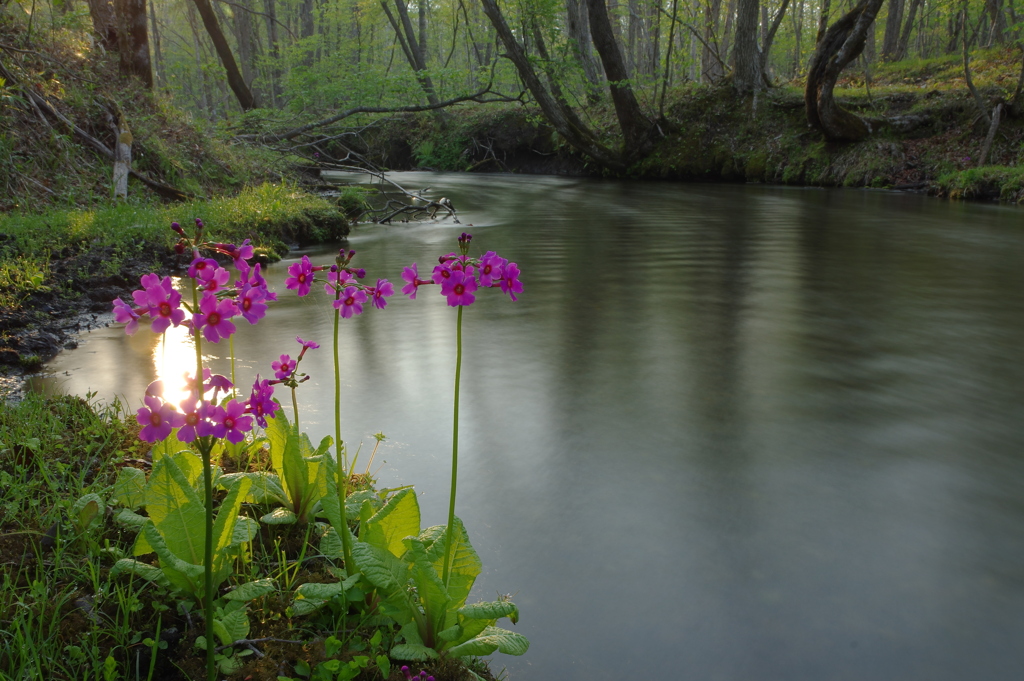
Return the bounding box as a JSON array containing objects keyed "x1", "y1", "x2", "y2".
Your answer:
[
  {"x1": 171, "y1": 221, "x2": 184, "y2": 235},
  {"x1": 173, "y1": 240, "x2": 186, "y2": 254}
]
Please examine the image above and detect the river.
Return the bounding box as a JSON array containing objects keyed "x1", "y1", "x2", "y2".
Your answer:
[{"x1": 33, "y1": 173, "x2": 1024, "y2": 681}]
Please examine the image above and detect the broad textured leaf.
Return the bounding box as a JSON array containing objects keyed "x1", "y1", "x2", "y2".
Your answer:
[
  {"x1": 113, "y1": 467, "x2": 146, "y2": 510},
  {"x1": 459, "y1": 600, "x2": 519, "y2": 622},
  {"x1": 71, "y1": 493, "x2": 103, "y2": 531},
  {"x1": 144, "y1": 521, "x2": 203, "y2": 596},
  {"x1": 404, "y1": 536, "x2": 451, "y2": 640},
  {"x1": 109, "y1": 558, "x2": 170, "y2": 588},
  {"x1": 389, "y1": 644, "x2": 439, "y2": 661},
  {"x1": 211, "y1": 476, "x2": 251, "y2": 560},
  {"x1": 219, "y1": 472, "x2": 286, "y2": 505},
  {"x1": 294, "y1": 581, "x2": 345, "y2": 601},
  {"x1": 363, "y1": 488, "x2": 420, "y2": 559},
  {"x1": 144, "y1": 455, "x2": 204, "y2": 563},
  {"x1": 223, "y1": 578, "x2": 276, "y2": 602},
  {"x1": 418, "y1": 519, "x2": 481, "y2": 613},
  {"x1": 148, "y1": 431, "x2": 189, "y2": 465},
  {"x1": 232, "y1": 517, "x2": 259, "y2": 545},
  {"x1": 114, "y1": 508, "x2": 148, "y2": 529},
  {"x1": 350, "y1": 541, "x2": 405, "y2": 593},
  {"x1": 261, "y1": 507, "x2": 297, "y2": 524},
  {"x1": 346, "y1": 489, "x2": 379, "y2": 517},
  {"x1": 215, "y1": 608, "x2": 250, "y2": 645},
  {"x1": 444, "y1": 627, "x2": 530, "y2": 658}
]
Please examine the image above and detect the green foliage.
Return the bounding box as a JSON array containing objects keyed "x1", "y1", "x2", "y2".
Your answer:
[
  {"x1": 222, "y1": 408, "x2": 333, "y2": 524},
  {"x1": 319, "y1": 487, "x2": 528, "y2": 661}
]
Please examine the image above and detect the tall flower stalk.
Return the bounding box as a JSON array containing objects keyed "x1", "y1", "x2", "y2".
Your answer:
[
  {"x1": 285, "y1": 249, "x2": 393, "y2": 572},
  {"x1": 400, "y1": 233, "x2": 523, "y2": 585},
  {"x1": 113, "y1": 220, "x2": 272, "y2": 681}
]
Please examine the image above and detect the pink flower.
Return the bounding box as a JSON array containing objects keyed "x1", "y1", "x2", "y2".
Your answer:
[
  {"x1": 237, "y1": 284, "x2": 268, "y2": 325},
  {"x1": 440, "y1": 269, "x2": 478, "y2": 307},
  {"x1": 136, "y1": 393, "x2": 184, "y2": 443},
  {"x1": 135, "y1": 275, "x2": 185, "y2": 333},
  {"x1": 272, "y1": 354, "x2": 295, "y2": 380},
  {"x1": 500, "y1": 262, "x2": 523, "y2": 302},
  {"x1": 192, "y1": 291, "x2": 238, "y2": 343},
  {"x1": 478, "y1": 252, "x2": 507, "y2": 288},
  {"x1": 176, "y1": 396, "x2": 203, "y2": 443},
  {"x1": 296, "y1": 336, "x2": 320, "y2": 351},
  {"x1": 401, "y1": 264, "x2": 428, "y2": 299},
  {"x1": 205, "y1": 399, "x2": 253, "y2": 444},
  {"x1": 285, "y1": 255, "x2": 316, "y2": 296},
  {"x1": 323, "y1": 268, "x2": 353, "y2": 295},
  {"x1": 188, "y1": 257, "x2": 219, "y2": 281},
  {"x1": 334, "y1": 286, "x2": 367, "y2": 318},
  {"x1": 112, "y1": 298, "x2": 141, "y2": 335},
  {"x1": 370, "y1": 279, "x2": 394, "y2": 309},
  {"x1": 245, "y1": 376, "x2": 279, "y2": 428}
]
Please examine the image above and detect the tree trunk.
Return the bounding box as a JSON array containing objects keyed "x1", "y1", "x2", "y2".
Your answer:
[
  {"x1": 732, "y1": 0, "x2": 762, "y2": 93},
  {"x1": 189, "y1": 0, "x2": 257, "y2": 110},
  {"x1": 262, "y1": 0, "x2": 282, "y2": 106},
  {"x1": 379, "y1": 0, "x2": 441, "y2": 106},
  {"x1": 86, "y1": 0, "x2": 119, "y2": 51},
  {"x1": 703, "y1": 0, "x2": 724, "y2": 82},
  {"x1": 479, "y1": 0, "x2": 625, "y2": 169},
  {"x1": 148, "y1": 0, "x2": 164, "y2": 86},
  {"x1": 805, "y1": 0, "x2": 886, "y2": 140},
  {"x1": 893, "y1": 0, "x2": 922, "y2": 59},
  {"x1": 232, "y1": 0, "x2": 262, "y2": 100},
  {"x1": 881, "y1": 0, "x2": 903, "y2": 58},
  {"x1": 587, "y1": 0, "x2": 652, "y2": 150},
  {"x1": 113, "y1": 0, "x2": 152, "y2": 87},
  {"x1": 566, "y1": 0, "x2": 604, "y2": 97},
  {"x1": 758, "y1": 0, "x2": 791, "y2": 83}
]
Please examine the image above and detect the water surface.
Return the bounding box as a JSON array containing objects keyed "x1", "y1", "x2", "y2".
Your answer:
[{"x1": 35, "y1": 175, "x2": 1024, "y2": 681}]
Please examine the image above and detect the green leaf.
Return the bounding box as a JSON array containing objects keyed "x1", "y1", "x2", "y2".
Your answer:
[
  {"x1": 221, "y1": 472, "x2": 286, "y2": 504},
  {"x1": 113, "y1": 467, "x2": 147, "y2": 510},
  {"x1": 363, "y1": 488, "x2": 420, "y2": 559},
  {"x1": 114, "y1": 508, "x2": 148, "y2": 529},
  {"x1": 211, "y1": 476, "x2": 251, "y2": 558},
  {"x1": 419, "y1": 519, "x2": 481, "y2": 613},
  {"x1": 261, "y1": 507, "x2": 297, "y2": 524},
  {"x1": 144, "y1": 521, "x2": 204, "y2": 596},
  {"x1": 224, "y1": 578, "x2": 277, "y2": 602},
  {"x1": 459, "y1": 600, "x2": 519, "y2": 622},
  {"x1": 388, "y1": 644, "x2": 439, "y2": 661},
  {"x1": 215, "y1": 607, "x2": 250, "y2": 645},
  {"x1": 233, "y1": 517, "x2": 260, "y2": 545},
  {"x1": 404, "y1": 536, "x2": 451, "y2": 641},
  {"x1": 148, "y1": 432, "x2": 189, "y2": 465},
  {"x1": 109, "y1": 558, "x2": 171, "y2": 589},
  {"x1": 375, "y1": 655, "x2": 391, "y2": 680},
  {"x1": 71, "y1": 493, "x2": 104, "y2": 532},
  {"x1": 144, "y1": 454, "x2": 204, "y2": 563},
  {"x1": 444, "y1": 626, "x2": 530, "y2": 658}
]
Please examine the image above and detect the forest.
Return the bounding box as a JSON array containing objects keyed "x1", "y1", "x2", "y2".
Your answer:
[{"x1": 3, "y1": 0, "x2": 1024, "y2": 205}]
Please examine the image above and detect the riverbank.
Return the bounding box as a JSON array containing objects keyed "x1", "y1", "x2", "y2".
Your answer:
[
  {"x1": 0, "y1": 185, "x2": 349, "y2": 375},
  {"x1": 347, "y1": 46, "x2": 1024, "y2": 201}
]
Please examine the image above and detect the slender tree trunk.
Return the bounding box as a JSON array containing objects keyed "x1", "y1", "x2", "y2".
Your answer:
[
  {"x1": 262, "y1": 0, "x2": 282, "y2": 106},
  {"x1": 189, "y1": 0, "x2": 257, "y2": 109},
  {"x1": 587, "y1": 0, "x2": 652, "y2": 149},
  {"x1": 86, "y1": 0, "x2": 118, "y2": 50},
  {"x1": 758, "y1": 0, "x2": 792, "y2": 82},
  {"x1": 379, "y1": 0, "x2": 441, "y2": 105},
  {"x1": 185, "y1": 0, "x2": 211, "y2": 114},
  {"x1": 733, "y1": 0, "x2": 762, "y2": 93},
  {"x1": 805, "y1": 0, "x2": 886, "y2": 140},
  {"x1": 881, "y1": 0, "x2": 903, "y2": 58},
  {"x1": 479, "y1": 0, "x2": 625, "y2": 168},
  {"x1": 703, "y1": 0, "x2": 724, "y2": 81},
  {"x1": 566, "y1": 0, "x2": 605, "y2": 97},
  {"x1": 893, "y1": 0, "x2": 922, "y2": 59},
  {"x1": 114, "y1": 0, "x2": 153, "y2": 87},
  {"x1": 148, "y1": 0, "x2": 164, "y2": 86},
  {"x1": 232, "y1": 0, "x2": 262, "y2": 100}
]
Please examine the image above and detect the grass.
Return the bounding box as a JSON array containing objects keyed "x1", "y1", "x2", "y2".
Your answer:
[
  {"x1": 0, "y1": 183, "x2": 349, "y2": 314},
  {"x1": 0, "y1": 393, "x2": 498, "y2": 681}
]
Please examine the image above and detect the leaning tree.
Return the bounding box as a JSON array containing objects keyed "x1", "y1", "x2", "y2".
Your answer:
[{"x1": 805, "y1": 0, "x2": 886, "y2": 141}]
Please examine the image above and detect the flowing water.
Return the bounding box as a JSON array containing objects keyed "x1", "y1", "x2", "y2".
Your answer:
[{"x1": 33, "y1": 174, "x2": 1024, "y2": 681}]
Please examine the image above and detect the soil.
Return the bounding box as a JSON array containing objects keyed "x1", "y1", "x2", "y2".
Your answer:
[{"x1": 0, "y1": 245, "x2": 183, "y2": 389}]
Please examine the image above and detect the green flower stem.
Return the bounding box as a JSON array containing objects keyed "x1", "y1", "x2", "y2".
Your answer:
[
  {"x1": 291, "y1": 386, "x2": 299, "y2": 434},
  {"x1": 333, "y1": 294, "x2": 354, "y2": 571},
  {"x1": 190, "y1": 280, "x2": 216, "y2": 681},
  {"x1": 442, "y1": 304, "x2": 463, "y2": 588},
  {"x1": 229, "y1": 334, "x2": 236, "y2": 396}
]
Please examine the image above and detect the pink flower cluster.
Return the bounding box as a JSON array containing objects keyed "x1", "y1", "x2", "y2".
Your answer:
[
  {"x1": 112, "y1": 221, "x2": 275, "y2": 344},
  {"x1": 135, "y1": 371, "x2": 278, "y2": 443},
  {"x1": 286, "y1": 249, "x2": 394, "y2": 319},
  {"x1": 401, "y1": 233, "x2": 523, "y2": 306}
]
